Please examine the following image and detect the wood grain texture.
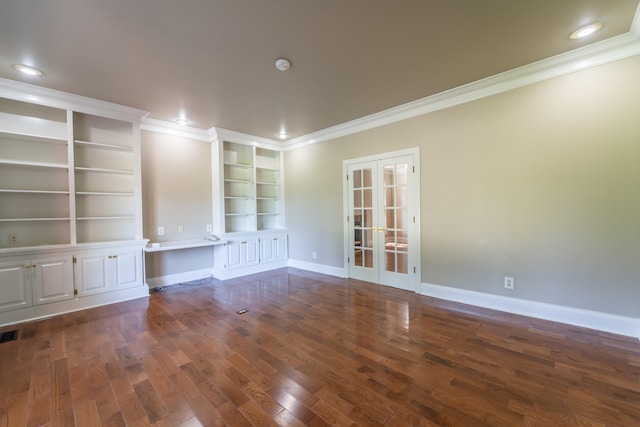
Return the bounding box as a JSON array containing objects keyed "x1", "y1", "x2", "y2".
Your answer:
[{"x1": 1, "y1": 267, "x2": 639, "y2": 426}]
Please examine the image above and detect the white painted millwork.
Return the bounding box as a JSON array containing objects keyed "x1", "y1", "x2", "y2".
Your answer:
[
  {"x1": 213, "y1": 231, "x2": 288, "y2": 279},
  {"x1": 0, "y1": 80, "x2": 149, "y2": 326},
  {"x1": 75, "y1": 248, "x2": 143, "y2": 296},
  {"x1": 209, "y1": 134, "x2": 288, "y2": 279}
]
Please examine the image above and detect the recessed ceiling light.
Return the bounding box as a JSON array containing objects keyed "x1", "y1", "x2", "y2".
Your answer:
[
  {"x1": 12, "y1": 64, "x2": 43, "y2": 76},
  {"x1": 278, "y1": 132, "x2": 288, "y2": 140},
  {"x1": 570, "y1": 22, "x2": 603, "y2": 39},
  {"x1": 175, "y1": 118, "x2": 189, "y2": 126}
]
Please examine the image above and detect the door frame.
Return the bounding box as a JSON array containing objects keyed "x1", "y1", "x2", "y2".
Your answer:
[{"x1": 342, "y1": 147, "x2": 421, "y2": 291}]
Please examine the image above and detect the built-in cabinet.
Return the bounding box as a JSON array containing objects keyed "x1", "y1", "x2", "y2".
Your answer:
[
  {"x1": 75, "y1": 248, "x2": 143, "y2": 296},
  {"x1": 0, "y1": 80, "x2": 148, "y2": 326},
  {"x1": 213, "y1": 231, "x2": 288, "y2": 279},
  {"x1": 213, "y1": 139, "x2": 287, "y2": 278},
  {"x1": 0, "y1": 253, "x2": 73, "y2": 312}
]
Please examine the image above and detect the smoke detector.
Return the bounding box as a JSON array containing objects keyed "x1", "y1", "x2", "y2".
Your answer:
[{"x1": 275, "y1": 58, "x2": 291, "y2": 71}]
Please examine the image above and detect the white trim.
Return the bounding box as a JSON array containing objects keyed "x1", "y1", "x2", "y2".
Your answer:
[
  {"x1": 141, "y1": 118, "x2": 211, "y2": 142},
  {"x1": 283, "y1": 31, "x2": 640, "y2": 151},
  {"x1": 214, "y1": 127, "x2": 282, "y2": 151},
  {"x1": 0, "y1": 286, "x2": 149, "y2": 327},
  {"x1": 146, "y1": 268, "x2": 215, "y2": 288},
  {"x1": 0, "y1": 77, "x2": 148, "y2": 122},
  {"x1": 420, "y1": 282, "x2": 640, "y2": 339},
  {"x1": 287, "y1": 259, "x2": 347, "y2": 278}
]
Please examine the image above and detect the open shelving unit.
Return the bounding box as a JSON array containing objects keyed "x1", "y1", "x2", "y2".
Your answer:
[
  {"x1": 220, "y1": 142, "x2": 284, "y2": 233},
  {"x1": 0, "y1": 95, "x2": 143, "y2": 249}
]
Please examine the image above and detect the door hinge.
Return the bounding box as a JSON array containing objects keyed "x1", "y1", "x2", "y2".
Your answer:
[
  {"x1": 74, "y1": 289, "x2": 78, "y2": 296},
  {"x1": 346, "y1": 174, "x2": 349, "y2": 181},
  {"x1": 72, "y1": 256, "x2": 77, "y2": 264},
  {"x1": 413, "y1": 266, "x2": 416, "y2": 274},
  {"x1": 413, "y1": 165, "x2": 415, "y2": 173},
  {"x1": 347, "y1": 257, "x2": 350, "y2": 263},
  {"x1": 347, "y1": 215, "x2": 349, "y2": 222},
  {"x1": 413, "y1": 216, "x2": 415, "y2": 223}
]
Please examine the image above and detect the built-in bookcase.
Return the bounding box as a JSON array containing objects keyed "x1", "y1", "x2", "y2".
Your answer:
[
  {"x1": 0, "y1": 99, "x2": 71, "y2": 248},
  {"x1": 220, "y1": 141, "x2": 284, "y2": 233},
  {"x1": 73, "y1": 113, "x2": 137, "y2": 243},
  {"x1": 0, "y1": 97, "x2": 143, "y2": 248}
]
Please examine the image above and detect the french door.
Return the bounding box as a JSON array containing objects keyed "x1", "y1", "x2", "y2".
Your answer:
[{"x1": 344, "y1": 149, "x2": 420, "y2": 291}]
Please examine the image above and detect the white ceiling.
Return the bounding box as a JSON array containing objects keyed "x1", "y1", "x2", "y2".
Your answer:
[{"x1": 0, "y1": 0, "x2": 638, "y2": 142}]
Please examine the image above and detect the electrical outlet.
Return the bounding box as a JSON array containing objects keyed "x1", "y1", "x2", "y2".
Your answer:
[
  {"x1": 206, "y1": 224, "x2": 212, "y2": 232},
  {"x1": 312, "y1": 251, "x2": 317, "y2": 259},
  {"x1": 8, "y1": 234, "x2": 18, "y2": 245},
  {"x1": 178, "y1": 225, "x2": 184, "y2": 233},
  {"x1": 157, "y1": 226, "x2": 165, "y2": 236},
  {"x1": 504, "y1": 276, "x2": 515, "y2": 290}
]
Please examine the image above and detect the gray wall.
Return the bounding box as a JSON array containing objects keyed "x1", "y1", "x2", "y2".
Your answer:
[
  {"x1": 141, "y1": 131, "x2": 214, "y2": 279},
  {"x1": 285, "y1": 56, "x2": 640, "y2": 318}
]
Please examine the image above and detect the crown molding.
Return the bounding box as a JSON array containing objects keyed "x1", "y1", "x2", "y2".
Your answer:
[
  {"x1": 283, "y1": 30, "x2": 640, "y2": 151},
  {"x1": 141, "y1": 117, "x2": 211, "y2": 142},
  {"x1": 213, "y1": 127, "x2": 283, "y2": 151},
  {"x1": 0, "y1": 77, "x2": 148, "y2": 122}
]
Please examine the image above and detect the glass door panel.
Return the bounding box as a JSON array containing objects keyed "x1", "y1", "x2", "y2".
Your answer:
[
  {"x1": 348, "y1": 162, "x2": 378, "y2": 282},
  {"x1": 378, "y1": 157, "x2": 413, "y2": 290}
]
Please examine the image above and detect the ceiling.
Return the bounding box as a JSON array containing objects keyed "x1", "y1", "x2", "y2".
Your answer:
[{"x1": 0, "y1": 0, "x2": 638, "y2": 142}]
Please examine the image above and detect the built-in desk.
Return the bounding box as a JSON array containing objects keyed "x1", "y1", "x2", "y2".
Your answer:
[
  {"x1": 143, "y1": 238, "x2": 226, "y2": 287},
  {"x1": 144, "y1": 239, "x2": 226, "y2": 253}
]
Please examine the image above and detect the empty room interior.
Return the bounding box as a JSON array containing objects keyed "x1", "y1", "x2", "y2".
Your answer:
[{"x1": 0, "y1": 1, "x2": 639, "y2": 426}]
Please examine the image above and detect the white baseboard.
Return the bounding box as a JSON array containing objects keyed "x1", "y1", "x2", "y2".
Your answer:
[
  {"x1": 287, "y1": 259, "x2": 347, "y2": 278},
  {"x1": 421, "y1": 282, "x2": 640, "y2": 339},
  {"x1": 146, "y1": 268, "x2": 215, "y2": 288},
  {"x1": 0, "y1": 286, "x2": 149, "y2": 327}
]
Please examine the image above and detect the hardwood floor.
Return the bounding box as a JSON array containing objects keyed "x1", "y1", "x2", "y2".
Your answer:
[{"x1": 1, "y1": 267, "x2": 639, "y2": 426}]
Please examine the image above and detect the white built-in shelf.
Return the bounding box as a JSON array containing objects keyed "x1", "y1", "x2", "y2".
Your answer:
[
  {"x1": 0, "y1": 159, "x2": 68, "y2": 169},
  {"x1": 75, "y1": 166, "x2": 134, "y2": 175},
  {"x1": 225, "y1": 196, "x2": 252, "y2": 199},
  {"x1": 0, "y1": 130, "x2": 67, "y2": 144},
  {"x1": 224, "y1": 162, "x2": 252, "y2": 168},
  {"x1": 0, "y1": 217, "x2": 70, "y2": 222},
  {"x1": 256, "y1": 181, "x2": 279, "y2": 186},
  {"x1": 257, "y1": 213, "x2": 279, "y2": 216},
  {"x1": 77, "y1": 216, "x2": 135, "y2": 220},
  {"x1": 74, "y1": 140, "x2": 133, "y2": 151},
  {"x1": 76, "y1": 191, "x2": 134, "y2": 196},
  {"x1": 224, "y1": 178, "x2": 253, "y2": 184},
  {"x1": 225, "y1": 213, "x2": 255, "y2": 217},
  {"x1": 0, "y1": 189, "x2": 69, "y2": 194}
]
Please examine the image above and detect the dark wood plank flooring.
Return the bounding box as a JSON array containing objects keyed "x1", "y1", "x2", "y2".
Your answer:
[{"x1": 1, "y1": 267, "x2": 639, "y2": 426}]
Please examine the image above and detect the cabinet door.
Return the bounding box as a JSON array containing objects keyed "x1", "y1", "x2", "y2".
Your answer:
[
  {"x1": 31, "y1": 255, "x2": 74, "y2": 305},
  {"x1": 0, "y1": 260, "x2": 31, "y2": 312},
  {"x1": 225, "y1": 239, "x2": 260, "y2": 269},
  {"x1": 75, "y1": 253, "x2": 111, "y2": 296},
  {"x1": 244, "y1": 239, "x2": 259, "y2": 267},
  {"x1": 260, "y1": 237, "x2": 275, "y2": 264},
  {"x1": 113, "y1": 251, "x2": 142, "y2": 290}
]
